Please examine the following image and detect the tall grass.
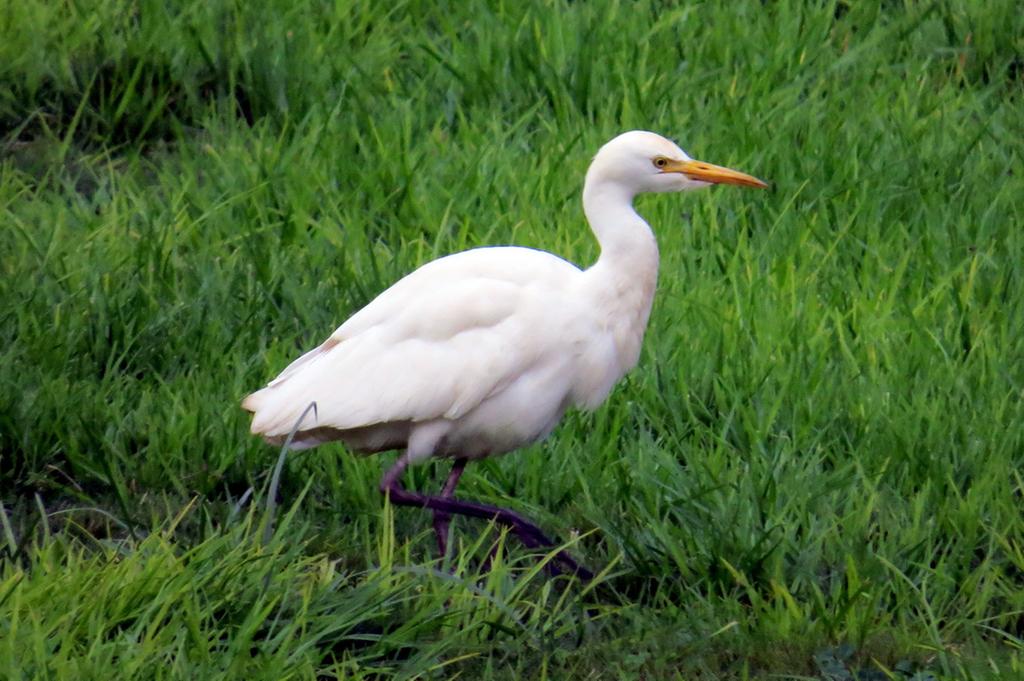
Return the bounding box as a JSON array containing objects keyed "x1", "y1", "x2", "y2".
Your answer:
[{"x1": 2, "y1": 0, "x2": 1023, "y2": 678}]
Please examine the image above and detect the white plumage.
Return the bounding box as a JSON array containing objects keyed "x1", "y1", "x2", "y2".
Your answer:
[
  {"x1": 243, "y1": 131, "x2": 765, "y2": 574},
  {"x1": 244, "y1": 130, "x2": 766, "y2": 461}
]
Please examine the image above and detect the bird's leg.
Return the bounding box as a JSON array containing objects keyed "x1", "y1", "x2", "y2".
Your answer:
[
  {"x1": 380, "y1": 453, "x2": 593, "y2": 580},
  {"x1": 433, "y1": 458, "x2": 467, "y2": 557}
]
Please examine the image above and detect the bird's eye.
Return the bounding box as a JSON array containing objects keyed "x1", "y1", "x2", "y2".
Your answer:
[{"x1": 653, "y1": 157, "x2": 668, "y2": 169}]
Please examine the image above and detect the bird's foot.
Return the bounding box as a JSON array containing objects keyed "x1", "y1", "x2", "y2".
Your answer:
[{"x1": 384, "y1": 454, "x2": 593, "y2": 580}]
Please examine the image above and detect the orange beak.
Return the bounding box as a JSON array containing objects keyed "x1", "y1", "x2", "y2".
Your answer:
[{"x1": 664, "y1": 159, "x2": 768, "y2": 189}]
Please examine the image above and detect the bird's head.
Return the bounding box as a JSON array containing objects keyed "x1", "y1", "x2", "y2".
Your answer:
[{"x1": 587, "y1": 130, "x2": 767, "y2": 196}]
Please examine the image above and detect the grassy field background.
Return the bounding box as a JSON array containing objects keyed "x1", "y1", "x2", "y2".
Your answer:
[{"x1": 2, "y1": 0, "x2": 1023, "y2": 678}]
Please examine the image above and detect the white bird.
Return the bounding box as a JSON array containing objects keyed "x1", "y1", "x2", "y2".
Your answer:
[{"x1": 243, "y1": 131, "x2": 766, "y2": 578}]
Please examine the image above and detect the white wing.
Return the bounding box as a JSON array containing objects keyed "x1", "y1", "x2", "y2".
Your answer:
[{"x1": 243, "y1": 246, "x2": 597, "y2": 441}]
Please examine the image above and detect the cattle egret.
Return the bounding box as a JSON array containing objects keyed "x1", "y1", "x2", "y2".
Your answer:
[{"x1": 243, "y1": 130, "x2": 767, "y2": 578}]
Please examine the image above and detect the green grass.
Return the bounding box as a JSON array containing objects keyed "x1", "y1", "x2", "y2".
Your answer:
[{"x1": 2, "y1": 0, "x2": 1023, "y2": 678}]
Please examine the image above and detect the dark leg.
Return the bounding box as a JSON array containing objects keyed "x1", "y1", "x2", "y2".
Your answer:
[
  {"x1": 380, "y1": 453, "x2": 593, "y2": 580},
  {"x1": 433, "y1": 458, "x2": 467, "y2": 557}
]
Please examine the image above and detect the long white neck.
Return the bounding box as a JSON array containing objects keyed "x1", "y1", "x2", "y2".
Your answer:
[{"x1": 580, "y1": 175, "x2": 660, "y2": 374}]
